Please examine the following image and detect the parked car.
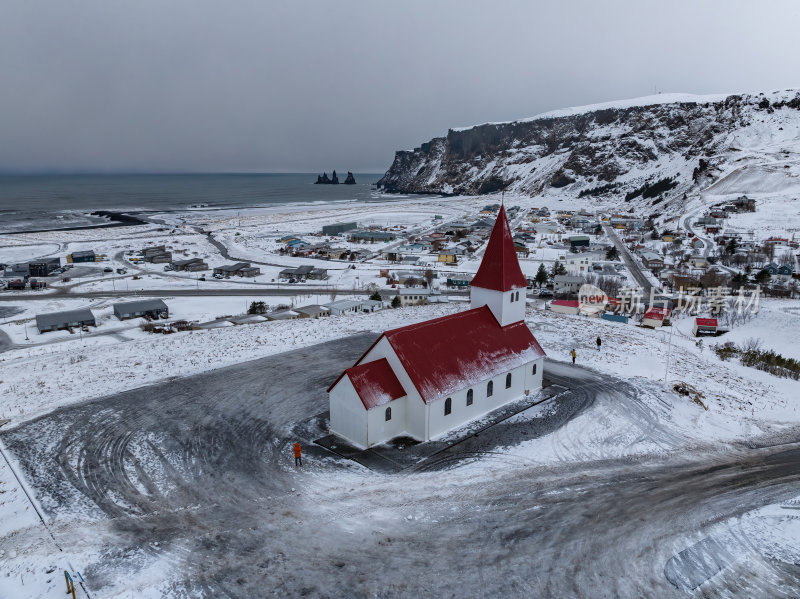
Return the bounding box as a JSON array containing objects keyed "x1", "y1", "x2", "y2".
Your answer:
[
  {"x1": 116, "y1": 268, "x2": 127, "y2": 274},
  {"x1": 103, "y1": 267, "x2": 113, "y2": 273},
  {"x1": 538, "y1": 289, "x2": 553, "y2": 298},
  {"x1": 213, "y1": 273, "x2": 224, "y2": 279}
]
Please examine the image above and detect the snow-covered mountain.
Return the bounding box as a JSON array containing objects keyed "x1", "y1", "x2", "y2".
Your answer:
[{"x1": 378, "y1": 89, "x2": 800, "y2": 212}]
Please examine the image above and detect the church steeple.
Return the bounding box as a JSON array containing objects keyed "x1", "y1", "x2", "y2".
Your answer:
[{"x1": 470, "y1": 206, "x2": 527, "y2": 326}]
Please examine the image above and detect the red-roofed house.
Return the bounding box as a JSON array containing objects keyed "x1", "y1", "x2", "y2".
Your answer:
[
  {"x1": 549, "y1": 299, "x2": 580, "y2": 315},
  {"x1": 328, "y1": 206, "x2": 546, "y2": 448},
  {"x1": 693, "y1": 317, "x2": 718, "y2": 336},
  {"x1": 642, "y1": 307, "x2": 671, "y2": 329}
]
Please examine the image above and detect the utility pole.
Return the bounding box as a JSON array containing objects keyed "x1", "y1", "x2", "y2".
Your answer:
[{"x1": 664, "y1": 320, "x2": 675, "y2": 388}]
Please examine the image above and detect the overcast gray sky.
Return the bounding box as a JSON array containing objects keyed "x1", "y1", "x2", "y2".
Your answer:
[{"x1": 2, "y1": 1, "x2": 798, "y2": 173}]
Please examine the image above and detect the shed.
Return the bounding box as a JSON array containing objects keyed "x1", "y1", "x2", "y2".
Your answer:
[
  {"x1": 693, "y1": 317, "x2": 718, "y2": 336},
  {"x1": 35, "y1": 309, "x2": 96, "y2": 333},
  {"x1": 549, "y1": 300, "x2": 580, "y2": 315},
  {"x1": 601, "y1": 313, "x2": 628, "y2": 324},
  {"x1": 642, "y1": 307, "x2": 670, "y2": 328},
  {"x1": 113, "y1": 299, "x2": 169, "y2": 320}
]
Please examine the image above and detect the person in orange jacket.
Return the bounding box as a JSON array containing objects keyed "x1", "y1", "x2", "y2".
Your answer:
[{"x1": 293, "y1": 442, "x2": 302, "y2": 466}]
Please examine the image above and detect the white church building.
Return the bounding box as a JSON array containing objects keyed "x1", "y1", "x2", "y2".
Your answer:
[{"x1": 327, "y1": 206, "x2": 546, "y2": 448}]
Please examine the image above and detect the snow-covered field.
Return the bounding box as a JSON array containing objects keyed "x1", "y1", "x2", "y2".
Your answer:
[
  {"x1": 0, "y1": 179, "x2": 798, "y2": 596},
  {"x1": 2, "y1": 296, "x2": 799, "y2": 597}
]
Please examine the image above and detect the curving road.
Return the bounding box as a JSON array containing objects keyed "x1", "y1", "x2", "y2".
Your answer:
[
  {"x1": 603, "y1": 222, "x2": 661, "y2": 296},
  {"x1": 2, "y1": 337, "x2": 800, "y2": 597}
]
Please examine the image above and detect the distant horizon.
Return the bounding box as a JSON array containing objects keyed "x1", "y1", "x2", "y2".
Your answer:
[{"x1": 0, "y1": 170, "x2": 386, "y2": 176}]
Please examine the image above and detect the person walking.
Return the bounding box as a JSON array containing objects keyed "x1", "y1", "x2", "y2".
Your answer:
[
  {"x1": 570, "y1": 348, "x2": 577, "y2": 364},
  {"x1": 596, "y1": 336, "x2": 602, "y2": 351},
  {"x1": 293, "y1": 442, "x2": 302, "y2": 467}
]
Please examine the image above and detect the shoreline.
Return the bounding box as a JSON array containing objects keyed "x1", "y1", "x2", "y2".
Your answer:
[{"x1": 1, "y1": 210, "x2": 149, "y2": 235}]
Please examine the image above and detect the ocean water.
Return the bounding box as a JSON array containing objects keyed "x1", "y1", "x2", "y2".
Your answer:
[{"x1": 0, "y1": 173, "x2": 384, "y2": 234}]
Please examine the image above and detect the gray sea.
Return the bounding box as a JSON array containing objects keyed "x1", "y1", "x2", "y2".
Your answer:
[{"x1": 0, "y1": 173, "x2": 384, "y2": 234}]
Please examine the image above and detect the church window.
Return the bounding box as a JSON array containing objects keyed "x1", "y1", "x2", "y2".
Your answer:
[
  {"x1": 532, "y1": 363, "x2": 537, "y2": 375},
  {"x1": 506, "y1": 373, "x2": 512, "y2": 388},
  {"x1": 385, "y1": 407, "x2": 392, "y2": 421},
  {"x1": 466, "y1": 389, "x2": 473, "y2": 406},
  {"x1": 487, "y1": 381, "x2": 493, "y2": 397},
  {"x1": 444, "y1": 397, "x2": 452, "y2": 416}
]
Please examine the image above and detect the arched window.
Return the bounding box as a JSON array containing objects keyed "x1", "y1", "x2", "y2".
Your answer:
[
  {"x1": 516, "y1": 291, "x2": 520, "y2": 301},
  {"x1": 506, "y1": 373, "x2": 512, "y2": 388},
  {"x1": 444, "y1": 397, "x2": 452, "y2": 416},
  {"x1": 509, "y1": 293, "x2": 514, "y2": 303},
  {"x1": 466, "y1": 389, "x2": 473, "y2": 406},
  {"x1": 532, "y1": 363, "x2": 537, "y2": 375},
  {"x1": 385, "y1": 407, "x2": 392, "y2": 421},
  {"x1": 487, "y1": 381, "x2": 493, "y2": 397}
]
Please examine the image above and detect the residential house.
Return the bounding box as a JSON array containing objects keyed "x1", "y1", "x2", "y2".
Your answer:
[
  {"x1": 35, "y1": 309, "x2": 96, "y2": 333},
  {"x1": 552, "y1": 275, "x2": 584, "y2": 295},
  {"x1": 114, "y1": 299, "x2": 169, "y2": 320}
]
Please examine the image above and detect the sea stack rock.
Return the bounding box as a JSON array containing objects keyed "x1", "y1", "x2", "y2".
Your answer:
[
  {"x1": 315, "y1": 172, "x2": 331, "y2": 184},
  {"x1": 331, "y1": 170, "x2": 340, "y2": 184},
  {"x1": 344, "y1": 171, "x2": 356, "y2": 184}
]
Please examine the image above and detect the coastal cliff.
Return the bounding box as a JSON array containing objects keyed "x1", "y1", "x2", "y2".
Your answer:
[{"x1": 377, "y1": 89, "x2": 800, "y2": 208}]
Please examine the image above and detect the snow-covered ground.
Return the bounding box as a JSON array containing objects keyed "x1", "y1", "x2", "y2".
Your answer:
[{"x1": 0, "y1": 182, "x2": 798, "y2": 596}]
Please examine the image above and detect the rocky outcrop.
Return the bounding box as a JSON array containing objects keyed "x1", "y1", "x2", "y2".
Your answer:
[
  {"x1": 376, "y1": 89, "x2": 800, "y2": 207},
  {"x1": 344, "y1": 171, "x2": 356, "y2": 184},
  {"x1": 315, "y1": 170, "x2": 341, "y2": 185}
]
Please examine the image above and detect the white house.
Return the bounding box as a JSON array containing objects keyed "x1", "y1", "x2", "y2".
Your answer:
[
  {"x1": 565, "y1": 252, "x2": 602, "y2": 275},
  {"x1": 553, "y1": 274, "x2": 584, "y2": 294},
  {"x1": 328, "y1": 206, "x2": 546, "y2": 448}
]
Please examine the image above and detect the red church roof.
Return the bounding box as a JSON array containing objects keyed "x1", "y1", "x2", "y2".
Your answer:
[
  {"x1": 360, "y1": 305, "x2": 545, "y2": 404},
  {"x1": 342, "y1": 358, "x2": 406, "y2": 409},
  {"x1": 470, "y1": 205, "x2": 528, "y2": 292}
]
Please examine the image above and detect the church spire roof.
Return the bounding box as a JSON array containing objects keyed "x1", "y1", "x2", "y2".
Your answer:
[{"x1": 470, "y1": 205, "x2": 527, "y2": 292}]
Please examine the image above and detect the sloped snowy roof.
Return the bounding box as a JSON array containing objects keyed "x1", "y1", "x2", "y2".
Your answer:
[
  {"x1": 343, "y1": 358, "x2": 406, "y2": 410},
  {"x1": 374, "y1": 305, "x2": 545, "y2": 404}
]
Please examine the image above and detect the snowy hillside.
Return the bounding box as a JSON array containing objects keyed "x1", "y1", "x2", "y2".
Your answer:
[{"x1": 378, "y1": 89, "x2": 800, "y2": 215}]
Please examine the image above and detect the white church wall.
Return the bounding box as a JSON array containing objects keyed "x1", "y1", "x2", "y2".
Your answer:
[
  {"x1": 361, "y1": 336, "x2": 427, "y2": 441},
  {"x1": 524, "y1": 356, "x2": 545, "y2": 393},
  {"x1": 427, "y1": 362, "x2": 531, "y2": 440},
  {"x1": 329, "y1": 376, "x2": 368, "y2": 448},
  {"x1": 366, "y1": 396, "x2": 408, "y2": 447},
  {"x1": 470, "y1": 286, "x2": 526, "y2": 327}
]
